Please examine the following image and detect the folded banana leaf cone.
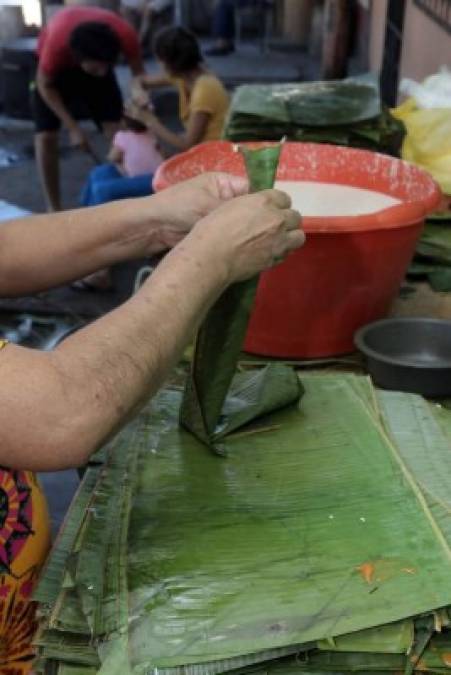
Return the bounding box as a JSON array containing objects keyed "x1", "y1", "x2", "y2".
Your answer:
[
  {"x1": 223, "y1": 75, "x2": 404, "y2": 155},
  {"x1": 34, "y1": 371, "x2": 451, "y2": 674},
  {"x1": 180, "y1": 142, "x2": 302, "y2": 454}
]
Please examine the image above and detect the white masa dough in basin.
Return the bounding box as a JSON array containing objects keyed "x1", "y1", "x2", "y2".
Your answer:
[{"x1": 274, "y1": 181, "x2": 401, "y2": 217}]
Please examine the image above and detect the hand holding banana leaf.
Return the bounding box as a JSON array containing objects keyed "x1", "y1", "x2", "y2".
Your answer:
[
  {"x1": 186, "y1": 189, "x2": 304, "y2": 281},
  {"x1": 0, "y1": 169, "x2": 304, "y2": 471},
  {"x1": 181, "y1": 144, "x2": 305, "y2": 450}
]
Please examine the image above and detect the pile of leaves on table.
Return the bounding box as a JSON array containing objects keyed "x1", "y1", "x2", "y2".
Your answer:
[
  {"x1": 223, "y1": 75, "x2": 404, "y2": 155},
  {"x1": 408, "y1": 210, "x2": 451, "y2": 291},
  {"x1": 34, "y1": 146, "x2": 451, "y2": 675},
  {"x1": 34, "y1": 373, "x2": 451, "y2": 675}
]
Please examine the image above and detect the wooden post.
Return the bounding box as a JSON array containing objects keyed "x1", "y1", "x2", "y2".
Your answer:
[
  {"x1": 321, "y1": 0, "x2": 351, "y2": 79},
  {"x1": 39, "y1": 0, "x2": 47, "y2": 25},
  {"x1": 282, "y1": 0, "x2": 315, "y2": 48}
]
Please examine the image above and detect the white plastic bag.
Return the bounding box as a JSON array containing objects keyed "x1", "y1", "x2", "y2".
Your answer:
[{"x1": 399, "y1": 67, "x2": 451, "y2": 109}]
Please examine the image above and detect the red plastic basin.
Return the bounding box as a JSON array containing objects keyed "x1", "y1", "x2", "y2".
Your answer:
[{"x1": 154, "y1": 141, "x2": 442, "y2": 357}]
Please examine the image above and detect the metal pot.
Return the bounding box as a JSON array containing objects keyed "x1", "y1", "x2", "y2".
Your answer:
[{"x1": 354, "y1": 317, "x2": 451, "y2": 397}]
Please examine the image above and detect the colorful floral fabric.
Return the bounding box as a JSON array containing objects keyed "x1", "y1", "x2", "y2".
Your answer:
[{"x1": 0, "y1": 469, "x2": 50, "y2": 673}]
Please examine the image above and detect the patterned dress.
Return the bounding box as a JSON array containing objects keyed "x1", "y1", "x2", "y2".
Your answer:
[{"x1": 0, "y1": 340, "x2": 51, "y2": 673}]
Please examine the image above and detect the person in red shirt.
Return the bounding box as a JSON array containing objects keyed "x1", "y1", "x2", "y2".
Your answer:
[{"x1": 33, "y1": 6, "x2": 146, "y2": 212}]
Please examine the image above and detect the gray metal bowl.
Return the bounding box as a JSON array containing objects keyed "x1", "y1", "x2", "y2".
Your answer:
[{"x1": 354, "y1": 318, "x2": 451, "y2": 397}]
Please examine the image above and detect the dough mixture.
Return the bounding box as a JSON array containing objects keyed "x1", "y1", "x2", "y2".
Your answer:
[{"x1": 274, "y1": 181, "x2": 401, "y2": 216}]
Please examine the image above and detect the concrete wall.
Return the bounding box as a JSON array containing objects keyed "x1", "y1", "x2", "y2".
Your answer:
[
  {"x1": 368, "y1": 0, "x2": 450, "y2": 85},
  {"x1": 399, "y1": 2, "x2": 450, "y2": 81},
  {"x1": 368, "y1": 0, "x2": 387, "y2": 75}
]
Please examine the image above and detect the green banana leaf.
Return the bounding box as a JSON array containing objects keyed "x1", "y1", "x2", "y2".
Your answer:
[
  {"x1": 428, "y1": 211, "x2": 451, "y2": 223},
  {"x1": 377, "y1": 389, "x2": 451, "y2": 550},
  {"x1": 429, "y1": 400, "x2": 451, "y2": 442},
  {"x1": 408, "y1": 259, "x2": 451, "y2": 292},
  {"x1": 216, "y1": 365, "x2": 303, "y2": 438},
  {"x1": 283, "y1": 81, "x2": 380, "y2": 127},
  {"x1": 427, "y1": 269, "x2": 451, "y2": 292},
  {"x1": 316, "y1": 620, "x2": 413, "y2": 654},
  {"x1": 124, "y1": 377, "x2": 451, "y2": 671},
  {"x1": 179, "y1": 277, "x2": 258, "y2": 446},
  {"x1": 225, "y1": 77, "x2": 380, "y2": 129},
  {"x1": 224, "y1": 75, "x2": 403, "y2": 154},
  {"x1": 410, "y1": 222, "x2": 451, "y2": 291},
  {"x1": 57, "y1": 667, "x2": 98, "y2": 675},
  {"x1": 180, "y1": 143, "x2": 301, "y2": 451},
  {"x1": 417, "y1": 224, "x2": 451, "y2": 265},
  {"x1": 73, "y1": 422, "x2": 141, "y2": 637},
  {"x1": 36, "y1": 374, "x2": 451, "y2": 674},
  {"x1": 34, "y1": 465, "x2": 102, "y2": 613}
]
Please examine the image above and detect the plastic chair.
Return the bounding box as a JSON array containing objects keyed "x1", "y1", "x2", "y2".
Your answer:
[{"x1": 235, "y1": 0, "x2": 274, "y2": 53}]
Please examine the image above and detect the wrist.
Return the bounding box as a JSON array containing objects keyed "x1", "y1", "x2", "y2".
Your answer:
[
  {"x1": 105, "y1": 197, "x2": 167, "y2": 259},
  {"x1": 181, "y1": 228, "x2": 230, "y2": 291}
]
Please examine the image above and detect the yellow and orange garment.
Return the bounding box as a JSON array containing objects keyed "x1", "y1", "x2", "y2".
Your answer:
[
  {"x1": 175, "y1": 73, "x2": 230, "y2": 142},
  {"x1": 0, "y1": 340, "x2": 51, "y2": 673}
]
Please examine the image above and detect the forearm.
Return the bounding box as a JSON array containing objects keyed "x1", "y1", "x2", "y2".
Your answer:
[
  {"x1": 148, "y1": 117, "x2": 189, "y2": 150},
  {"x1": 137, "y1": 73, "x2": 171, "y2": 88},
  {"x1": 0, "y1": 198, "x2": 166, "y2": 296},
  {"x1": 0, "y1": 236, "x2": 227, "y2": 470},
  {"x1": 0, "y1": 183, "x2": 303, "y2": 471},
  {"x1": 131, "y1": 74, "x2": 170, "y2": 105}
]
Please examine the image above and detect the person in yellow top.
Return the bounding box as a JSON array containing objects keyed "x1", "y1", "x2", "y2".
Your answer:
[{"x1": 131, "y1": 26, "x2": 229, "y2": 150}]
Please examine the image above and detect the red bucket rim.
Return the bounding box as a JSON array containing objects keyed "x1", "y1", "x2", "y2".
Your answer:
[{"x1": 153, "y1": 141, "x2": 442, "y2": 233}]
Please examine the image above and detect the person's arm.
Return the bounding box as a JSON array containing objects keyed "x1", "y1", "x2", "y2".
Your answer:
[
  {"x1": 145, "y1": 109, "x2": 209, "y2": 150},
  {"x1": 127, "y1": 104, "x2": 209, "y2": 151},
  {"x1": 0, "y1": 173, "x2": 248, "y2": 297},
  {"x1": 131, "y1": 72, "x2": 172, "y2": 107},
  {"x1": 140, "y1": 73, "x2": 172, "y2": 87},
  {"x1": 36, "y1": 69, "x2": 91, "y2": 149},
  {"x1": 0, "y1": 190, "x2": 304, "y2": 471},
  {"x1": 0, "y1": 245, "x2": 227, "y2": 471}
]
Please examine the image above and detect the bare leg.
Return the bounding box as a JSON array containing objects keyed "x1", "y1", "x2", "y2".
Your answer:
[{"x1": 34, "y1": 131, "x2": 61, "y2": 212}]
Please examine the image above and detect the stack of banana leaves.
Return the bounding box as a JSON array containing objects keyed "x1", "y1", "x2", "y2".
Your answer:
[
  {"x1": 223, "y1": 74, "x2": 404, "y2": 155},
  {"x1": 34, "y1": 373, "x2": 451, "y2": 675},
  {"x1": 409, "y1": 211, "x2": 451, "y2": 291},
  {"x1": 34, "y1": 145, "x2": 451, "y2": 675}
]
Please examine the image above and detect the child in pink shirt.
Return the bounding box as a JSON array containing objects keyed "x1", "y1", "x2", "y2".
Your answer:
[
  {"x1": 80, "y1": 114, "x2": 163, "y2": 207},
  {"x1": 109, "y1": 116, "x2": 163, "y2": 177}
]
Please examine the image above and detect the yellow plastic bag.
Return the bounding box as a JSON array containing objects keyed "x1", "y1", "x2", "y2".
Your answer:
[{"x1": 392, "y1": 97, "x2": 451, "y2": 195}]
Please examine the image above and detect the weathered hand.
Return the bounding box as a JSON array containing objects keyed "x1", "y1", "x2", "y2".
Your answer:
[
  {"x1": 185, "y1": 189, "x2": 305, "y2": 284},
  {"x1": 144, "y1": 172, "x2": 250, "y2": 251}
]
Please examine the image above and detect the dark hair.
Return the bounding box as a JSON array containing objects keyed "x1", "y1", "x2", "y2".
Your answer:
[
  {"x1": 69, "y1": 22, "x2": 121, "y2": 64},
  {"x1": 123, "y1": 114, "x2": 147, "y2": 133},
  {"x1": 153, "y1": 26, "x2": 202, "y2": 74}
]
